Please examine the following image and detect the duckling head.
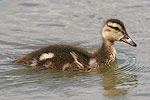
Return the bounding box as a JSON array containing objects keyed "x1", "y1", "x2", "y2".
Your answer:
[{"x1": 102, "y1": 18, "x2": 137, "y2": 47}]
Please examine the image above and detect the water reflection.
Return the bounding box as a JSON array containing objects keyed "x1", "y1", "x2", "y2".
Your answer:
[
  {"x1": 98, "y1": 62, "x2": 138, "y2": 98},
  {"x1": 0, "y1": 59, "x2": 138, "y2": 99},
  {"x1": 101, "y1": 71, "x2": 137, "y2": 97},
  {"x1": 37, "y1": 60, "x2": 138, "y2": 98}
]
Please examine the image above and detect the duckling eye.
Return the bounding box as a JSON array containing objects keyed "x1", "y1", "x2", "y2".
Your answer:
[
  {"x1": 112, "y1": 26, "x2": 121, "y2": 31},
  {"x1": 114, "y1": 27, "x2": 120, "y2": 31}
]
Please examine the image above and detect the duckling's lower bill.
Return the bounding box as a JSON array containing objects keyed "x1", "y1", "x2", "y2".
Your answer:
[{"x1": 14, "y1": 18, "x2": 137, "y2": 72}]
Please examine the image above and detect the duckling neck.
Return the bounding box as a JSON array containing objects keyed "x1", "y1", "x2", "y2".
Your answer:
[{"x1": 95, "y1": 39, "x2": 116, "y2": 64}]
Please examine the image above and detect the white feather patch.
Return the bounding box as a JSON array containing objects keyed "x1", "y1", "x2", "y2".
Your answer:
[
  {"x1": 30, "y1": 59, "x2": 37, "y2": 66},
  {"x1": 39, "y1": 53, "x2": 54, "y2": 61},
  {"x1": 89, "y1": 59, "x2": 96, "y2": 66}
]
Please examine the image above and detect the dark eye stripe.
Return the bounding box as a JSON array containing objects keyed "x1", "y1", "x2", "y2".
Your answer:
[
  {"x1": 107, "y1": 25, "x2": 126, "y2": 34},
  {"x1": 108, "y1": 25, "x2": 121, "y2": 31},
  {"x1": 106, "y1": 19, "x2": 126, "y2": 31}
]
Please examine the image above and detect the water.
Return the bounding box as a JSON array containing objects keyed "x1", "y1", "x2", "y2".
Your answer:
[{"x1": 0, "y1": 0, "x2": 150, "y2": 100}]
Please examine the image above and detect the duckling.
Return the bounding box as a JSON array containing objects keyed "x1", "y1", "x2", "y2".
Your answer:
[{"x1": 14, "y1": 18, "x2": 137, "y2": 71}]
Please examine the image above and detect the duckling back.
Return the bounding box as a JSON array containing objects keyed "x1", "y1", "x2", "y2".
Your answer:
[{"x1": 14, "y1": 45, "x2": 92, "y2": 71}]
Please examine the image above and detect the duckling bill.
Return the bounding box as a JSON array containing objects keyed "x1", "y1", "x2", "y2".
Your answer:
[
  {"x1": 14, "y1": 18, "x2": 137, "y2": 71},
  {"x1": 120, "y1": 34, "x2": 137, "y2": 47}
]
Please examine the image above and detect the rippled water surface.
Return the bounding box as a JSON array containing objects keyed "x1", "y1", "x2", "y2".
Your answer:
[{"x1": 0, "y1": 0, "x2": 150, "y2": 100}]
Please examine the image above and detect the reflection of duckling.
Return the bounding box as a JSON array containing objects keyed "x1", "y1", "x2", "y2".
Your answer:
[
  {"x1": 101, "y1": 71, "x2": 137, "y2": 97},
  {"x1": 14, "y1": 19, "x2": 137, "y2": 71}
]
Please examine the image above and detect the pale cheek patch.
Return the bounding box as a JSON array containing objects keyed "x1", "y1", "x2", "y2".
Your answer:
[{"x1": 39, "y1": 53, "x2": 54, "y2": 61}]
